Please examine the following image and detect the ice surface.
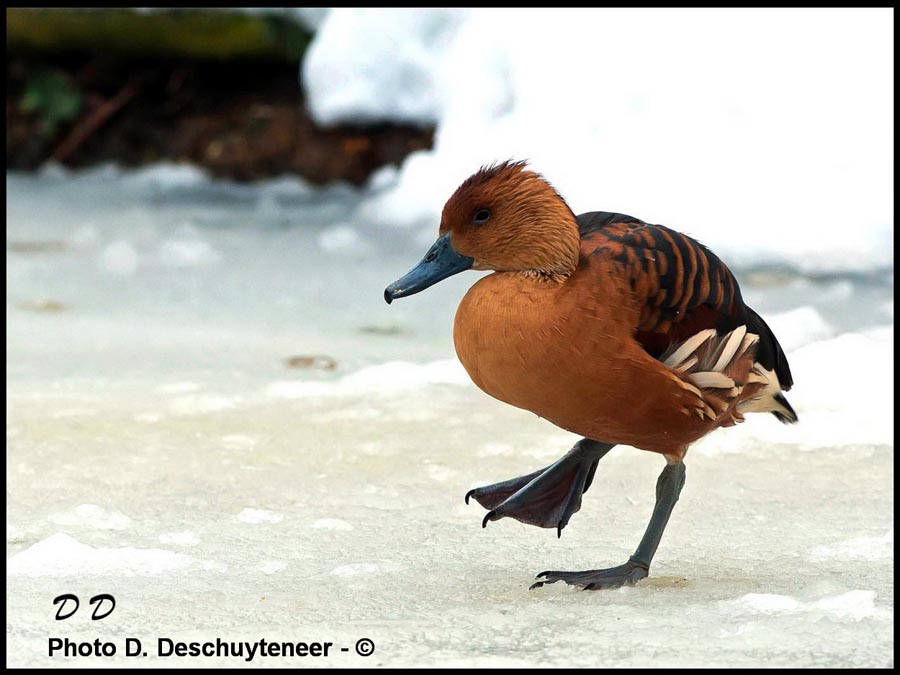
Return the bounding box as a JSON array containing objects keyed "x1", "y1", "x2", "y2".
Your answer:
[
  {"x1": 99, "y1": 239, "x2": 140, "y2": 276},
  {"x1": 303, "y1": 9, "x2": 893, "y2": 275},
  {"x1": 236, "y1": 509, "x2": 284, "y2": 525},
  {"x1": 8, "y1": 534, "x2": 193, "y2": 578},
  {"x1": 810, "y1": 530, "x2": 893, "y2": 563},
  {"x1": 6, "y1": 168, "x2": 893, "y2": 667},
  {"x1": 266, "y1": 359, "x2": 469, "y2": 400},
  {"x1": 157, "y1": 238, "x2": 222, "y2": 268},
  {"x1": 257, "y1": 560, "x2": 288, "y2": 575},
  {"x1": 316, "y1": 224, "x2": 364, "y2": 254},
  {"x1": 312, "y1": 519, "x2": 354, "y2": 531},
  {"x1": 730, "y1": 590, "x2": 891, "y2": 622},
  {"x1": 48, "y1": 504, "x2": 131, "y2": 531},
  {"x1": 158, "y1": 531, "x2": 201, "y2": 547}
]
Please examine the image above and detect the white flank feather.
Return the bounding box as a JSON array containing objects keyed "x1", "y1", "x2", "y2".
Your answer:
[
  {"x1": 713, "y1": 325, "x2": 748, "y2": 372},
  {"x1": 673, "y1": 356, "x2": 698, "y2": 373},
  {"x1": 689, "y1": 371, "x2": 735, "y2": 389},
  {"x1": 663, "y1": 329, "x2": 716, "y2": 368}
]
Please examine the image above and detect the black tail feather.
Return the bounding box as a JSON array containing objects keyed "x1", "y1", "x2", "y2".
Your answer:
[
  {"x1": 744, "y1": 306, "x2": 794, "y2": 391},
  {"x1": 772, "y1": 393, "x2": 798, "y2": 424}
]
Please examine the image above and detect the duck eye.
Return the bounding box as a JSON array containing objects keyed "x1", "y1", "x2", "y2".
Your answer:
[{"x1": 473, "y1": 208, "x2": 491, "y2": 224}]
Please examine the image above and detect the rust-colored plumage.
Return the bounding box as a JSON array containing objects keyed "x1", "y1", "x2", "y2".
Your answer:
[
  {"x1": 445, "y1": 162, "x2": 795, "y2": 459},
  {"x1": 385, "y1": 159, "x2": 797, "y2": 590},
  {"x1": 441, "y1": 161, "x2": 581, "y2": 278}
]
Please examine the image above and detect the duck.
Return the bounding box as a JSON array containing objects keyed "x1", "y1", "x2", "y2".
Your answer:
[{"x1": 384, "y1": 160, "x2": 797, "y2": 591}]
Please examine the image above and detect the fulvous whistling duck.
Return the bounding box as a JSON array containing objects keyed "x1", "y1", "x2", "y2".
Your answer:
[{"x1": 384, "y1": 160, "x2": 797, "y2": 591}]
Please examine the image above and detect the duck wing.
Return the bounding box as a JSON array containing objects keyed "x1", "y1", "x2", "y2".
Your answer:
[{"x1": 577, "y1": 211, "x2": 795, "y2": 412}]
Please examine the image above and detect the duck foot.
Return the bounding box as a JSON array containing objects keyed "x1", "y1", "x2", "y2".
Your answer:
[
  {"x1": 465, "y1": 439, "x2": 615, "y2": 535},
  {"x1": 530, "y1": 557, "x2": 649, "y2": 591},
  {"x1": 531, "y1": 461, "x2": 686, "y2": 591}
]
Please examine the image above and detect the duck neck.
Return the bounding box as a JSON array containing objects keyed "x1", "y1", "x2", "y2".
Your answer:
[
  {"x1": 519, "y1": 268, "x2": 572, "y2": 284},
  {"x1": 522, "y1": 211, "x2": 581, "y2": 280}
]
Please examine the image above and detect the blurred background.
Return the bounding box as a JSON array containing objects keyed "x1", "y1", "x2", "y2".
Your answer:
[
  {"x1": 6, "y1": 8, "x2": 433, "y2": 183},
  {"x1": 7, "y1": 8, "x2": 893, "y2": 668}
]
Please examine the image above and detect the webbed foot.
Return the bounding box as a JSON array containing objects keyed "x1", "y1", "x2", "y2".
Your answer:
[
  {"x1": 465, "y1": 439, "x2": 614, "y2": 536},
  {"x1": 530, "y1": 557, "x2": 649, "y2": 591}
]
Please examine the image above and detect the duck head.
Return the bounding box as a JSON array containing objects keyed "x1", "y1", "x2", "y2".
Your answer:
[{"x1": 384, "y1": 160, "x2": 579, "y2": 303}]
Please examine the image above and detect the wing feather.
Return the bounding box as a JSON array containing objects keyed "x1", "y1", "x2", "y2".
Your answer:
[{"x1": 577, "y1": 211, "x2": 794, "y2": 393}]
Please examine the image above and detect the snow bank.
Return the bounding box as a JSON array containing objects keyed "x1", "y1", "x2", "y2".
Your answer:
[
  {"x1": 784, "y1": 326, "x2": 893, "y2": 446},
  {"x1": 303, "y1": 8, "x2": 893, "y2": 274},
  {"x1": 764, "y1": 306, "x2": 834, "y2": 352},
  {"x1": 304, "y1": 9, "x2": 464, "y2": 126}
]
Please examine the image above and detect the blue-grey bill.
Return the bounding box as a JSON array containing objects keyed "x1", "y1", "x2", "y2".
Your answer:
[{"x1": 384, "y1": 233, "x2": 474, "y2": 304}]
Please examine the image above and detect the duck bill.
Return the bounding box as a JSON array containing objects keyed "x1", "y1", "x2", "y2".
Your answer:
[{"x1": 384, "y1": 233, "x2": 473, "y2": 304}]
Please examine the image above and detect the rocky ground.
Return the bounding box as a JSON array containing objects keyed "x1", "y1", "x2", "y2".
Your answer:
[{"x1": 7, "y1": 52, "x2": 433, "y2": 185}]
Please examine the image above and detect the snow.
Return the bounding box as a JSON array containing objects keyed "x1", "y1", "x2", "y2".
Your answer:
[
  {"x1": 7, "y1": 522, "x2": 25, "y2": 543},
  {"x1": 312, "y1": 518, "x2": 354, "y2": 531},
  {"x1": 316, "y1": 224, "x2": 364, "y2": 254},
  {"x1": 221, "y1": 434, "x2": 258, "y2": 449},
  {"x1": 812, "y1": 590, "x2": 892, "y2": 622},
  {"x1": 120, "y1": 161, "x2": 209, "y2": 192},
  {"x1": 158, "y1": 238, "x2": 221, "y2": 267},
  {"x1": 158, "y1": 531, "x2": 202, "y2": 547},
  {"x1": 735, "y1": 593, "x2": 801, "y2": 613},
  {"x1": 236, "y1": 509, "x2": 284, "y2": 525},
  {"x1": 48, "y1": 504, "x2": 132, "y2": 531},
  {"x1": 731, "y1": 590, "x2": 891, "y2": 622},
  {"x1": 158, "y1": 381, "x2": 201, "y2": 393},
  {"x1": 303, "y1": 9, "x2": 465, "y2": 126},
  {"x1": 99, "y1": 239, "x2": 140, "y2": 275},
  {"x1": 303, "y1": 8, "x2": 893, "y2": 275},
  {"x1": 810, "y1": 529, "x2": 894, "y2": 563},
  {"x1": 764, "y1": 306, "x2": 834, "y2": 352},
  {"x1": 169, "y1": 394, "x2": 238, "y2": 415},
  {"x1": 6, "y1": 161, "x2": 892, "y2": 665},
  {"x1": 266, "y1": 359, "x2": 469, "y2": 400},
  {"x1": 8, "y1": 534, "x2": 192, "y2": 577},
  {"x1": 256, "y1": 560, "x2": 288, "y2": 575},
  {"x1": 330, "y1": 562, "x2": 404, "y2": 577}
]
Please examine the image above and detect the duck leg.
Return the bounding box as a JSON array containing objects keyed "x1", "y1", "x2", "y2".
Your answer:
[
  {"x1": 531, "y1": 460, "x2": 686, "y2": 590},
  {"x1": 466, "y1": 439, "x2": 615, "y2": 536}
]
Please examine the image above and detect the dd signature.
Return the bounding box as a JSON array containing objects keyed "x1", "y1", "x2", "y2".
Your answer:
[{"x1": 53, "y1": 594, "x2": 116, "y2": 621}]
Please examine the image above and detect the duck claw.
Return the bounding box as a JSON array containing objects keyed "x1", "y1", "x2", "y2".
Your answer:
[
  {"x1": 529, "y1": 570, "x2": 567, "y2": 590},
  {"x1": 466, "y1": 466, "x2": 549, "y2": 511},
  {"x1": 530, "y1": 559, "x2": 649, "y2": 591}
]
